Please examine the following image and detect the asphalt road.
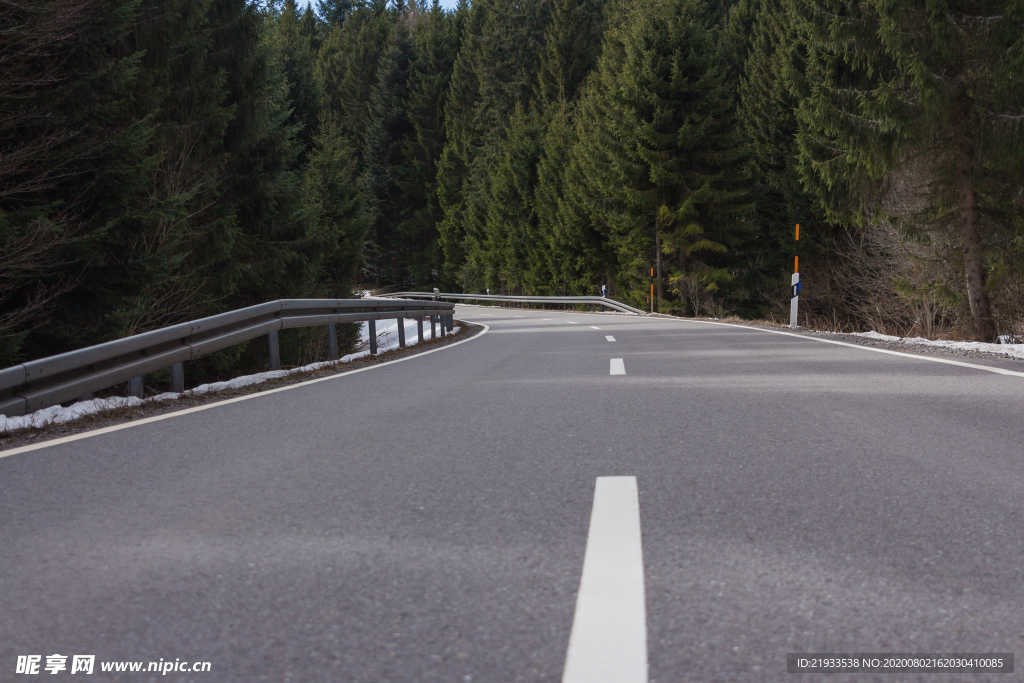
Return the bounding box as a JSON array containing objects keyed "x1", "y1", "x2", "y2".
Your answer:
[{"x1": 2, "y1": 307, "x2": 1023, "y2": 682}]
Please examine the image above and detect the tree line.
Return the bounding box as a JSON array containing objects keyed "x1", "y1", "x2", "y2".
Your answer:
[{"x1": 2, "y1": 0, "x2": 1022, "y2": 378}]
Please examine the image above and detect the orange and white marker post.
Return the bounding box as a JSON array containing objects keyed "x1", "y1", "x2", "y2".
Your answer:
[{"x1": 789, "y1": 209, "x2": 801, "y2": 328}]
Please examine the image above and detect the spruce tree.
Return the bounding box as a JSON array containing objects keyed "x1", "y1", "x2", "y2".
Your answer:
[
  {"x1": 397, "y1": 0, "x2": 460, "y2": 287},
  {"x1": 534, "y1": 102, "x2": 616, "y2": 296},
  {"x1": 305, "y1": 115, "x2": 367, "y2": 296},
  {"x1": 572, "y1": 0, "x2": 752, "y2": 310},
  {"x1": 481, "y1": 106, "x2": 542, "y2": 293},
  {"x1": 274, "y1": 0, "x2": 322, "y2": 155},
  {"x1": 731, "y1": 0, "x2": 814, "y2": 314},
  {"x1": 435, "y1": 0, "x2": 548, "y2": 290},
  {"x1": 316, "y1": 0, "x2": 356, "y2": 27},
  {"x1": 791, "y1": 0, "x2": 1024, "y2": 341},
  {"x1": 361, "y1": 18, "x2": 415, "y2": 287},
  {"x1": 315, "y1": 3, "x2": 392, "y2": 155},
  {"x1": 0, "y1": 0, "x2": 154, "y2": 363},
  {"x1": 536, "y1": 0, "x2": 607, "y2": 109}
]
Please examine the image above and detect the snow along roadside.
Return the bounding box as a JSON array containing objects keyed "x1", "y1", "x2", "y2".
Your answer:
[
  {"x1": 0, "y1": 319, "x2": 457, "y2": 434},
  {"x1": 849, "y1": 331, "x2": 1024, "y2": 361}
]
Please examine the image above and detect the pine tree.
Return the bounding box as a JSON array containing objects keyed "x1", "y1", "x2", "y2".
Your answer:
[
  {"x1": 361, "y1": 17, "x2": 415, "y2": 287},
  {"x1": 216, "y1": 1, "x2": 314, "y2": 308},
  {"x1": 536, "y1": 0, "x2": 607, "y2": 109},
  {"x1": 572, "y1": 0, "x2": 752, "y2": 311},
  {"x1": 274, "y1": 0, "x2": 322, "y2": 155},
  {"x1": 791, "y1": 0, "x2": 1024, "y2": 341},
  {"x1": 316, "y1": 0, "x2": 356, "y2": 28},
  {"x1": 396, "y1": 0, "x2": 460, "y2": 287},
  {"x1": 481, "y1": 106, "x2": 542, "y2": 293},
  {"x1": 315, "y1": 2, "x2": 392, "y2": 155},
  {"x1": 435, "y1": 0, "x2": 548, "y2": 290},
  {"x1": 0, "y1": 0, "x2": 154, "y2": 363},
  {"x1": 305, "y1": 115, "x2": 367, "y2": 296},
  {"x1": 731, "y1": 0, "x2": 813, "y2": 314},
  {"x1": 534, "y1": 102, "x2": 615, "y2": 295}
]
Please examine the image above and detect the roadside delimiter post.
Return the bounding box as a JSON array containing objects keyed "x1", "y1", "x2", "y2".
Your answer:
[
  {"x1": 328, "y1": 324, "x2": 339, "y2": 361},
  {"x1": 790, "y1": 208, "x2": 801, "y2": 329},
  {"x1": 268, "y1": 330, "x2": 281, "y2": 370},
  {"x1": 171, "y1": 362, "x2": 184, "y2": 393}
]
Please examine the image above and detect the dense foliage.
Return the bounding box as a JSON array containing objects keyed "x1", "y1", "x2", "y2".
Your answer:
[{"x1": 2, "y1": 0, "x2": 1023, "y2": 377}]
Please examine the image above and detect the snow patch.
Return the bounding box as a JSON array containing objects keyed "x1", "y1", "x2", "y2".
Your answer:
[
  {"x1": 850, "y1": 331, "x2": 1024, "y2": 360},
  {"x1": 1, "y1": 320, "x2": 459, "y2": 434},
  {"x1": 0, "y1": 396, "x2": 145, "y2": 433}
]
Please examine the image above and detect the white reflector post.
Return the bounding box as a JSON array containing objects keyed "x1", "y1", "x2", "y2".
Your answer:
[{"x1": 789, "y1": 271, "x2": 800, "y2": 329}]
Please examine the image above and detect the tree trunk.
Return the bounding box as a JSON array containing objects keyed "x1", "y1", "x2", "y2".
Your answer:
[{"x1": 957, "y1": 151, "x2": 997, "y2": 342}]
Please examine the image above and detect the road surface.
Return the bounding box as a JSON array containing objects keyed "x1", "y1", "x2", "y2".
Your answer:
[{"x1": 2, "y1": 307, "x2": 1023, "y2": 681}]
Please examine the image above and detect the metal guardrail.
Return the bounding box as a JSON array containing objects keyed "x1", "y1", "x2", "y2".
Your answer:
[
  {"x1": 0, "y1": 298, "x2": 455, "y2": 417},
  {"x1": 385, "y1": 292, "x2": 646, "y2": 315}
]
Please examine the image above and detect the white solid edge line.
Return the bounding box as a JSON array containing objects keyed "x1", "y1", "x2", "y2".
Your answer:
[
  {"x1": 610, "y1": 358, "x2": 626, "y2": 375},
  {"x1": 606, "y1": 336, "x2": 616, "y2": 342},
  {"x1": 563, "y1": 476, "x2": 647, "y2": 683},
  {"x1": 656, "y1": 318, "x2": 1024, "y2": 379},
  {"x1": 0, "y1": 323, "x2": 491, "y2": 460}
]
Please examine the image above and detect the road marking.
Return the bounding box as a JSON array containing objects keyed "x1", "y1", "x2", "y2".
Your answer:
[
  {"x1": 590, "y1": 326, "x2": 601, "y2": 330},
  {"x1": 610, "y1": 358, "x2": 625, "y2": 375},
  {"x1": 542, "y1": 318, "x2": 552, "y2": 321},
  {"x1": 606, "y1": 336, "x2": 616, "y2": 342},
  {"x1": 567, "y1": 321, "x2": 578, "y2": 324},
  {"x1": 514, "y1": 316, "x2": 524, "y2": 318},
  {"x1": 563, "y1": 476, "x2": 646, "y2": 683},
  {"x1": 0, "y1": 325, "x2": 491, "y2": 459}
]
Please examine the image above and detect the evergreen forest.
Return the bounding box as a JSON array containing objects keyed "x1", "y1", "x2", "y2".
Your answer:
[{"x1": 2, "y1": 0, "x2": 1023, "y2": 377}]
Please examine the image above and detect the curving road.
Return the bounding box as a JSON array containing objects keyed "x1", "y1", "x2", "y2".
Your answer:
[{"x1": 2, "y1": 307, "x2": 1023, "y2": 681}]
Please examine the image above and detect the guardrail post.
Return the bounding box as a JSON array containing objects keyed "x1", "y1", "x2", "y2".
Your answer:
[
  {"x1": 417, "y1": 317, "x2": 424, "y2": 343},
  {"x1": 368, "y1": 320, "x2": 378, "y2": 355},
  {"x1": 430, "y1": 316, "x2": 436, "y2": 339},
  {"x1": 128, "y1": 376, "x2": 143, "y2": 398},
  {"x1": 328, "y1": 324, "x2": 339, "y2": 361},
  {"x1": 268, "y1": 330, "x2": 281, "y2": 370},
  {"x1": 171, "y1": 362, "x2": 184, "y2": 393},
  {"x1": 441, "y1": 316, "x2": 447, "y2": 337},
  {"x1": 397, "y1": 317, "x2": 406, "y2": 348},
  {"x1": 447, "y1": 314, "x2": 454, "y2": 332}
]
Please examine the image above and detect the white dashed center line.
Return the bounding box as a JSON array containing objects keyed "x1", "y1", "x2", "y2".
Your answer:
[
  {"x1": 567, "y1": 321, "x2": 578, "y2": 324},
  {"x1": 562, "y1": 476, "x2": 647, "y2": 683},
  {"x1": 610, "y1": 358, "x2": 625, "y2": 375},
  {"x1": 605, "y1": 336, "x2": 616, "y2": 342},
  {"x1": 590, "y1": 326, "x2": 601, "y2": 330}
]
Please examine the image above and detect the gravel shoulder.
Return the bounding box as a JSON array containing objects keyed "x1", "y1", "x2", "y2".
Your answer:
[{"x1": 682, "y1": 315, "x2": 1024, "y2": 367}]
